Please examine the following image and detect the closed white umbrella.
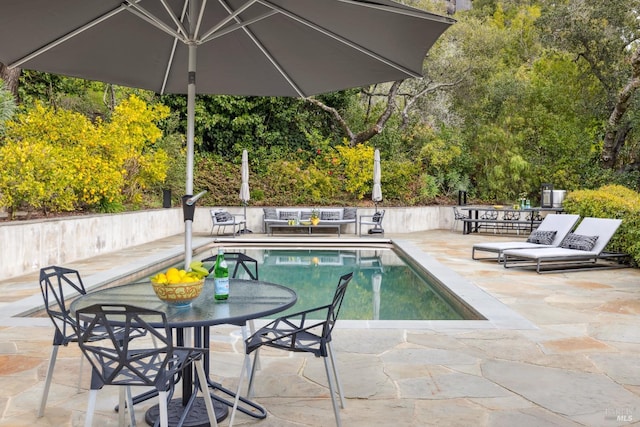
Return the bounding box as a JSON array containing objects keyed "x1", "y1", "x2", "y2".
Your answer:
[
  {"x1": 239, "y1": 149, "x2": 251, "y2": 233},
  {"x1": 372, "y1": 149, "x2": 382, "y2": 212}
]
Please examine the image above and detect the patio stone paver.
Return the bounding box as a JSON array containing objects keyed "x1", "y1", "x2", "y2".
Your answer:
[{"x1": 0, "y1": 229, "x2": 639, "y2": 426}]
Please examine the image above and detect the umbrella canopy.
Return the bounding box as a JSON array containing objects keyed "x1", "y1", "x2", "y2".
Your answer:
[
  {"x1": 372, "y1": 148, "x2": 383, "y2": 209},
  {"x1": 0, "y1": 0, "x2": 454, "y2": 97},
  {"x1": 0, "y1": 0, "x2": 453, "y2": 265}
]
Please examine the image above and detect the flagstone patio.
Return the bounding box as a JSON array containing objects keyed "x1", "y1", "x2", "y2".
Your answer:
[{"x1": 0, "y1": 229, "x2": 638, "y2": 426}]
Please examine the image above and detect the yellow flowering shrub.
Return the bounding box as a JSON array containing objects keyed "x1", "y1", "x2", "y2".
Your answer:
[{"x1": 0, "y1": 95, "x2": 169, "y2": 215}]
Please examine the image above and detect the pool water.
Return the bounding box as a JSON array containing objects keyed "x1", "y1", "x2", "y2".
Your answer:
[{"x1": 201, "y1": 248, "x2": 466, "y2": 321}]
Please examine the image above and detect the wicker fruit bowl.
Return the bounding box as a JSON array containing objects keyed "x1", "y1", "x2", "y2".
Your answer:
[{"x1": 151, "y1": 279, "x2": 205, "y2": 307}]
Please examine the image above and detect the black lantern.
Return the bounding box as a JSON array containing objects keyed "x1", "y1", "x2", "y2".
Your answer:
[{"x1": 541, "y1": 183, "x2": 553, "y2": 208}]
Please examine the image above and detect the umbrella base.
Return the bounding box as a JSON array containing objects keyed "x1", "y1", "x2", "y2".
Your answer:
[
  {"x1": 368, "y1": 228, "x2": 384, "y2": 234},
  {"x1": 238, "y1": 229, "x2": 253, "y2": 234}
]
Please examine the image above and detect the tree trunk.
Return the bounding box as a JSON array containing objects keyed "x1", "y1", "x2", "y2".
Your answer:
[
  {"x1": 601, "y1": 45, "x2": 640, "y2": 168},
  {"x1": 0, "y1": 63, "x2": 21, "y2": 102},
  {"x1": 306, "y1": 80, "x2": 403, "y2": 146}
]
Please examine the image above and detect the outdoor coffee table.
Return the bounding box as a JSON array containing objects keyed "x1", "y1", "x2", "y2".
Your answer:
[
  {"x1": 71, "y1": 278, "x2": 297, "y2": 426},
  {"x1": 267, "y1": 223, "x2": 341, "y2": 236}
]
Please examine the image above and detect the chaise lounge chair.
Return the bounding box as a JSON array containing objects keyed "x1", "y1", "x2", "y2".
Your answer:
[
  {"x1": 472, "y1": 214, "x2": 580, "y2": 261},
  {"x1": 501, "y1": 217, "x2": 626, "y2": 273}
]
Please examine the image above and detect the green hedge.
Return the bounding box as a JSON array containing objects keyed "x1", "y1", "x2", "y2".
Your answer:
[{"x1": 563, "y1": 185, "x2": 640, "y2": 266}]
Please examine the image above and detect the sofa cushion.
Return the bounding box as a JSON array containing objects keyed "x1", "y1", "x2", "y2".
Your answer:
[
  {"x1": 321, "y1": 210, "x2": 341, "y2": 220},
  {"x1": 560, "y1": 233, "x2": 599, "y2": 251},
  {"x1": 526, "y1": 230, "x2": 556, "y2": 245},
  {"x1": 263, "y1": 208, "x2": 277, "y2": 220},
  {"x1": 343, "y1": 207, "x2": 357, "y2": 220},
  {"x1": 279, "y1": 210, "x2": 299, "y2": 220}
]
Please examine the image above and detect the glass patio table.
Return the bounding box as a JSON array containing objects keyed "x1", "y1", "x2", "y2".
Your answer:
[{"x1": 70, "y1": 278, "x2": 297, "y2": 427}]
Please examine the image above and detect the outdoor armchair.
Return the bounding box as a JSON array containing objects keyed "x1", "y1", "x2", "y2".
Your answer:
[
  {"x1": 210, "y1": 209, "x2": 246, "y2": 236},
  {"x1": 228, "y1": 272, "x2": 353, "y2": 427},
  {"x1": 359, "y1": 210, "x2": 385, "y2": 236}
]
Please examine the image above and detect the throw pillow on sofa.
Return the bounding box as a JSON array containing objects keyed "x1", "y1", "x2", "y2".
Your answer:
[
  {"x1": 263, "y1": 208, "x2": 277, "y2": 220},
  {"x1": 321, "y1": 211, "x2": 341, "y2": 220},
  {"x1": 279, "y1": 210, "x2": 299, "y2": 220}
]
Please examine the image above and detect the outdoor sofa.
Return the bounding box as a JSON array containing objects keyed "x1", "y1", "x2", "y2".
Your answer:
[{"x1": 262, "y1": 207, "x2": 358, "y2": 234}]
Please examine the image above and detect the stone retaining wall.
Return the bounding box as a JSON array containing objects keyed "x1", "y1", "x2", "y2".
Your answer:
[{"x1": 1, "y1": 205, "x2": 452, "y2": 280}]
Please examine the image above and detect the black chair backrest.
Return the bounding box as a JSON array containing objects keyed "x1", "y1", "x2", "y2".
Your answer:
[
  {"x1": 322, "y1": 272, "x2": 353, "y2": 340},
  {"x1": 75, "y1": 304, "x2": 176, "y2": 389},
  {"x1": 39, "y1": 266, "x2": 87, "y2": 345},
  {"x1": 203, "y1": 252, "x2": 258, "y2": 280}
]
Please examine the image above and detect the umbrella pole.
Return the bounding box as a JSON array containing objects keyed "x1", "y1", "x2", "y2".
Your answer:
[{"x1": 184, "y1": 35, "x2": 197, "y2": 268}]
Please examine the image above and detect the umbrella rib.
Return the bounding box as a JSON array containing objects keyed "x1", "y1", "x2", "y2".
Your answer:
[
  {"x1": 199, "y1": 0, "x2": 260, "y2": 42},
  {"x1": 215, "y1": 0, "x2": 305, "y2": 97},
  {"x1": 336, "y1": 0, "x2": 455, "y2": 24},
  {"x1": 9, "y1": 3, "x2": 132, "y2": 68},
  {"x1": 199, "y1": 11, "x2": 277, "y2": 44},
  {"x1": 257, "y1": 0, "x2": 423, "y2": 79},
  {"x1": 124, "y1": 2, "x2": 189, "y2": 43},
  {"x1": 158, "y1": 0, "x2": 190, "y2": 38},
  {"x1": 160, "y1": 1, "x2": 191, "y2": 94}
]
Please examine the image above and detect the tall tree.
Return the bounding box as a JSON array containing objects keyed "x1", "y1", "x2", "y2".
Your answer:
[{"x1": 0, "y1": 63, "x2": 20, "y2": 101}]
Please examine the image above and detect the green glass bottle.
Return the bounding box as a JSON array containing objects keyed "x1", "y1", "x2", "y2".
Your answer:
[{"x1": 213, "y1": 247, "x2": 229, "y2": 300}]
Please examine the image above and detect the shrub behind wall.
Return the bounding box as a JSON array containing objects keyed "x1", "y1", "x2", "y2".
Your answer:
[{"x1": 563, "y1": 185, "x2": 640, "y2": 266}]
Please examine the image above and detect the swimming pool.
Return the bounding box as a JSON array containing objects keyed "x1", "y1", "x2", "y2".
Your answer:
[{"x1": 193, "y1": 246, "x2": 481, "y2": 321}]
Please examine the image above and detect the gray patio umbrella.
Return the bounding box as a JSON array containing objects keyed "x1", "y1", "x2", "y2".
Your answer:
[
  {"x1": 372, "y1": 148, "x2": 383, "y2": 212},
  {"x1": 0, "y1": 0, "x2": 454, "y2": 266},
  {"x1": 239, "y1": 149, "x2": 251, "y2": 233}
]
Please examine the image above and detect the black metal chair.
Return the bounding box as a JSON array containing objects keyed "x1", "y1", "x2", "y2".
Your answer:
[
  {"x1": 452, "y1": 206, "x2": 469, "y2": 231},
  {"x1": 203, "y1": 252, "x2": 261, "y2": 384},
  {"x1": 37, "y1": 266, "x2": 92, "y2": 417},
  {"x1": 228, "y1": 272, "x2": 353, "y2": 427},
  {"x1": 75, "y1": 304, "x2": 218, "y2": 427},
  {"x1": 202, "y1": 252, "x2": 258, "y2": 281}
]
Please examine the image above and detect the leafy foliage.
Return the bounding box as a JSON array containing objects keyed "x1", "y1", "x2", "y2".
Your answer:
[
  {"x1": 563, "y1": 185, "x2": 640, "y2": 265},
  {"x1": 0, "y1": 96, "x2": 169, "y2": 216}
]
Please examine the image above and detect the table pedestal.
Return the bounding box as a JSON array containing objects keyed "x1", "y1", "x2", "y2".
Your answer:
[{"x1": 145, "y1": 397, "x2": 228, "y2": 427}]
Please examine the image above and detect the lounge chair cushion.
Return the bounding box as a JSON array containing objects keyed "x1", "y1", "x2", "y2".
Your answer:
[
  {"x1": 560, "y1": 233, "x2": 599, "y2": 251},
  {"x1": 214, "y1": 211, "x2": 233, "y2": 222},
  {"x1": 526, "y1": 230, "x2": 557, "y2": 245}
]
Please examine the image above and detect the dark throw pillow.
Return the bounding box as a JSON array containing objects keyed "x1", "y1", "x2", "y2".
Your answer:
[
  {"x1": 526, "y1": 230, "x2": 557, "y2": 245},
  {"x1": 214, "y1": 211, "x2": 233, "y2": 222},
  {"x1": 372, "y1": 212, "x2": 383, "y2": 223},
  {"x1": 321, "y1": 211, "x2": 341, "y2": 220},
  {"x1": 560, "y1": 233, "x2": 599, "y2": 251}
]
